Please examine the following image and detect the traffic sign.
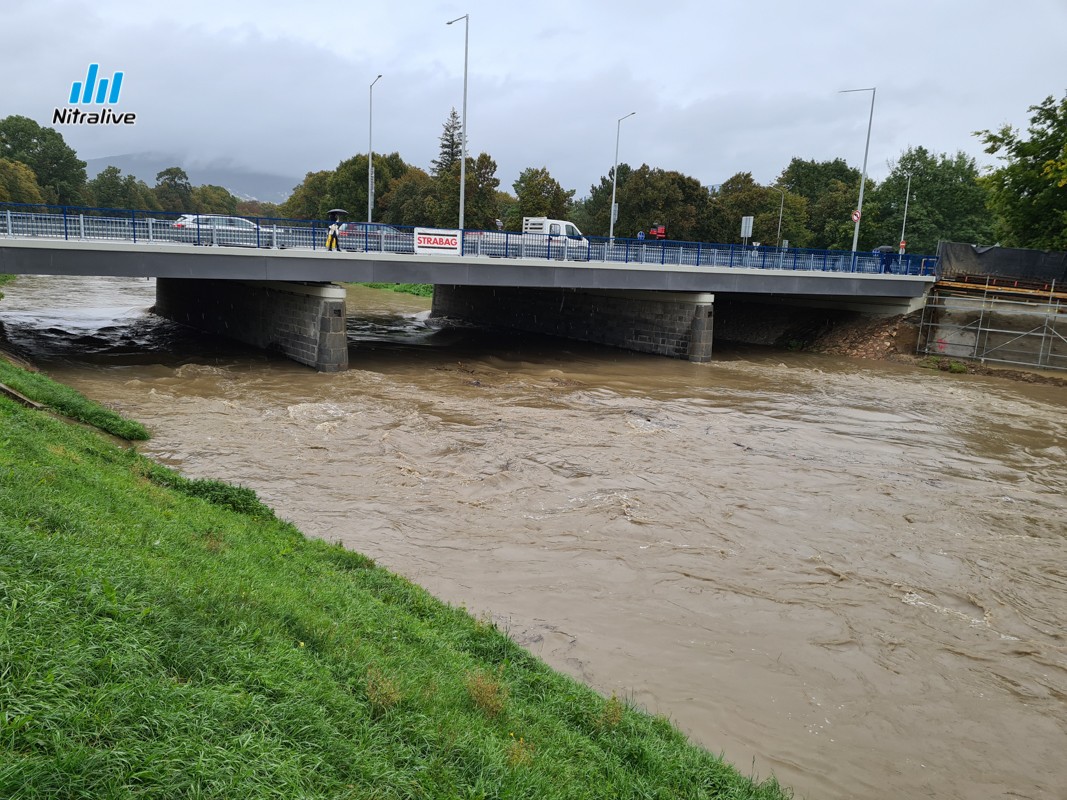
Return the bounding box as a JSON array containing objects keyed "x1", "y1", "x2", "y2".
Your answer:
[
  {"x1": 899, "y1": 240, "x2": 907, "y2": 248},
  {"x1": 851, "y1": 210, "x2": 861, "y2": 222}
]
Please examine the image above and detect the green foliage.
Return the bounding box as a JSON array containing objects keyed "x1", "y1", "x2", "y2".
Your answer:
[
  {"x1": 0, "y1": 115, "x2": 87, "y2": 204},
  {"x1": 573, "y1": 163, "x2": 633, "y2": 236},
  {"x1": 380, "y1": 167, "x2": 437, "y2": 227},
  {"x1": 325, "y1": 152, "x2": 410, "y2": 223},
  {"x1": 434, "y1": 153, "x2": 502, "y2": 230},
  {"x1": 0, "y1": 157, "x2": 44, "y2": 204},
  {"x1": 431, "y1": 107, "x2": 463, "y2": 178},
  {"x1": 0, "y1": 359, "x2": 149, "y2": 440},
  {"x1": 866, "y1": 146, "x2": 993, "y2": 254},
  {"x1": 236, "y1": 199, "x2": 282, "y2": 219},
  {"x1": 0, "y1": 395, "x2": 792, "y2": 800},
  {"x1": 86, "y1": 165, "x2": 160, "y2": 211},
  {"x1": 142, "y1": 461, "x2": 275, "y2": 519},
  {"x1": 616, "y1": 165, "x2": 710, "y2": 241},
  {"x1": 281, "y1": 170, "x2": 332, "y2": 219},
  {"x1": 362, "y1": 283, "x2": 434, "y2": 297},
  {"x1": 778, "y1": 158, "x2": 861, "y2": 249},
  {"x1": 977, "y1": 92, "x2": 1067, "y2": 250},
  {"x1": 153, "y1": 166, "x2": 194, "y2": 212},
  {"x1": 192, "y1": 184, "x2": 238, "y2": 215},
  {"x1": 507, "y1": 167, "x2": 574, "y2": 229}
]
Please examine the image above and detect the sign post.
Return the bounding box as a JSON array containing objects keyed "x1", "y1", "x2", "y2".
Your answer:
[{"x1": 740, "y1": 215, "x2": 754, "y2": 245}]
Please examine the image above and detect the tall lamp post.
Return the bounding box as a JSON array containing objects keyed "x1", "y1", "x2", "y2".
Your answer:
[
  {"x1": 608, "y1": 111, "x2": 636, "y2": 241},
  {"x1": 839, "y1": 86, "x2": 876, "y2": 252},
  {"x1": 899, "y1": 172, "x2": 912, "y2": 254},
  {"x1": 446, "y1": 13, "x2": 469, "y2": 232},
  {"x1": 367, "y1": 74, "x2": 382, "y2": 224},
  {"x1": 774, "y1": 186, "x2": 786, "y2": 247}
]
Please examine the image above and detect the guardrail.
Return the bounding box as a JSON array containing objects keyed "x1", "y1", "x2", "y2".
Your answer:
[{"x1": 0, "y1": 202, "x2": 939, "y2": 276}]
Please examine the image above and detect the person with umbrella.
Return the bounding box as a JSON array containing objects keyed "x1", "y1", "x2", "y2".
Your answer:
[{"x1": 325, "y1": 208, "x2": 347, "y2": 252}]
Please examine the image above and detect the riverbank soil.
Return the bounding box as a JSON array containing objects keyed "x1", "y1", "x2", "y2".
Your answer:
[{"x1": 807, "y1": 311, "x2": 1067, "y2": 386}]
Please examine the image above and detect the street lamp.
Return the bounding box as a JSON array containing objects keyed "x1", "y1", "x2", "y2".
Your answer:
[
  {"x1": 899, "y1": 172, "x2": 912, "y2": 254},
  {"x1": 774, "y1": 186, "x2": 785, "y2": 247},
  {"x1": 839, "y1": 86, "x2": 876, "y2": 252},
  {"x1": 609, "y1": 111, "x2": 636, "y2": 241},
  {"x1": 368, "y1": 74, "x2": 382, "y2": 224},
  {"x1": 446, "y1": 13, "x2": 469, "y2": 232}
]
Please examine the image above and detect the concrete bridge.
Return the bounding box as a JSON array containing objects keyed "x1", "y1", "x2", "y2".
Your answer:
[{"x1": 0, "y1": 207, "x2": 937, "y2": 370}]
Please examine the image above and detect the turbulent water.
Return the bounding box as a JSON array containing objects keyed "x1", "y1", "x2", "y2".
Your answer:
[{"x1": 2, "y1": 275, "x2": 1065, "y2": 800}]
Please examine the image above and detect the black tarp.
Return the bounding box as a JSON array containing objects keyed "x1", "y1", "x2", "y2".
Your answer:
[{"x1": 938, "y1": 242, "x2": 1067, "y2": 283}]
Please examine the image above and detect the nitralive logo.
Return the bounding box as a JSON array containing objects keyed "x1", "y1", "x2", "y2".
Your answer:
[{"x1": 52, "y1": 63, "x2": 136, "y2": 125}]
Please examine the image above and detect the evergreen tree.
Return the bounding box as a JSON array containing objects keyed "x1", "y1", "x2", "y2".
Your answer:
[{"x1": 431, "y1": 108, "x2": 463, "y2": 178}]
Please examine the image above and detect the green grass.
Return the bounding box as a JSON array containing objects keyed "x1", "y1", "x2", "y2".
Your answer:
[
  {"x1": 361, "y1": 283, "x2": 434, "y2": 298},
  {"x1": 0, "y1": 369, "x2": 791, "y2": 799},
  {"x1": 0, "y1": 360, "x2": 149, "y2": 441}
]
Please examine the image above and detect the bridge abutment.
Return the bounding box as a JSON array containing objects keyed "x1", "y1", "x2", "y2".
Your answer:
[
  {"x1": 431, "y1": 285, "x2": 715, "y2": 362},
  {"x1": 154, "y1": 278, "x2": 348, "y2": 371}
]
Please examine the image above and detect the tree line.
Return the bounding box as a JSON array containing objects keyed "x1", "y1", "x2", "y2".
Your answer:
[{"x1": 2, "y1": 92, "x2": 1065, "y2": 255}]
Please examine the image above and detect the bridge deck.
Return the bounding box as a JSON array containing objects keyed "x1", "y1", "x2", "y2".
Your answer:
[{"x1": 0, "y1": 237, "x2": 935, "y2": 298}]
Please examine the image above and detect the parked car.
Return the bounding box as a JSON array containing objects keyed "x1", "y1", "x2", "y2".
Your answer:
[
  {"x1": 171, "y1": 214, "x2": 268, "y2": 247},
  {"x1": 337, "y1": 222, "x2": 411, "y2": 253}
]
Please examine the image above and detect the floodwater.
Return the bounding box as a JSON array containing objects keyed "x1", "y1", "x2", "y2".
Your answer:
[{"x1": 2, "y1": 275, "x2": 1065, "y2": 800}]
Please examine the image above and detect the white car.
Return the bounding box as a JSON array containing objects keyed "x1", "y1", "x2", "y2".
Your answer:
[{"x1": 170, "y1": 214, "x2": 266, "y2": 247}]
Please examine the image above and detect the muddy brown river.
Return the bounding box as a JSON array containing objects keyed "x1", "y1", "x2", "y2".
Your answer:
[{"x1": 2, "y1": 275, "x2": 1065, "y2": 800}]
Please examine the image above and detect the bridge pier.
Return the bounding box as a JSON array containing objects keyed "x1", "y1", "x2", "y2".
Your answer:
[
  {"x1": 154, "y1": 278, "x2": 348, "y2": 371},
  {"x1": 431, "y1": 286, "x2": 715, "y2": 362}
]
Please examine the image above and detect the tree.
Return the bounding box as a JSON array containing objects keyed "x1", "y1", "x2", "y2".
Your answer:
[
  {"x1": 237, "y1": 199, "x2": 283, "y2": 219},
  {"x1": 705, "y1": 172, "x2": 767, "y2": 243},
  {"x1": 433, "y1": 152, "x2": 500, "y2": 230},
  {"x1": 572, "y1": 163, "x2": 633, "y2": 237},
  {"x1": 614, "y1": 165, "x2": 711, "y2": 241},
  {"x1": 507, "y1": 166, "x2": 574, "y2": 229},
  {"x1": 777, "y1": 158, "x2": 862, "y2": 249},
  {"x1": 87, "y1": 165, "x2": 160, "y2": 211},
  {"x1": 379, "y1": 167, "x2": 437, "y2": 227},
  {"x1": 192, "y1": 184, "x2": 238, "y2": 215},
  {"x1": 866, "y1": 147, "x2": 993, "y2": 254},
  {"x1": 281, "y1": 171, "x2": 332, "y2": 219},
  {"x1": 977, "y1": 93, "x2": 1067, "y2": 250},
  {"x1": 153, "y1": 167, "x2": 194, "y2": 212},
  {"x1": 0, "y1": 115, "x2": 87, "y2": 204},
  {"x1": 325, "y1": 152, "x2": 409, "y2": 222},
  {"x1": 431, "y1": 108, "x2": 463, "y2": 178},
  {"x1": 0, "y1": 157, "x2": 44, "y2": 204}
]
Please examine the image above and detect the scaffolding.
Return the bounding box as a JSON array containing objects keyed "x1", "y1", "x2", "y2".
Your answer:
[{"x1": 917, "y1": 278, "x2": 1067, "y2": 372}]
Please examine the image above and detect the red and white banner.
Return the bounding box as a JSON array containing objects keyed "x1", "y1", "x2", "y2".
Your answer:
[{"x1": 414, "y1": 228, "x2": 461, "y2": 256}]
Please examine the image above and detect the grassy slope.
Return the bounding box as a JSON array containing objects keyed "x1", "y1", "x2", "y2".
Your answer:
[
  {"x1": 0, "y1": 363, "x2": 790, "y2": 799},
  {"x1": 360, "y1": 283, "x2": 433, "y2": 298}
]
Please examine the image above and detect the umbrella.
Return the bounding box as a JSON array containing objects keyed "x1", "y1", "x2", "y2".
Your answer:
[{"x1": 326, "y1": 208, "x2": 348, "y2": 215}]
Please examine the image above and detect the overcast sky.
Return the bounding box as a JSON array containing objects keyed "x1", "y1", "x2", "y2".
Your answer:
[{"x1": 3, "y1": 0, "x2": 1065, "y2": 198}]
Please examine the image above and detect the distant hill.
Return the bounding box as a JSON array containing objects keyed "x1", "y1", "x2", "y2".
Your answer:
[{"x1": 85, "y1": 152, "x2": 299, "y2": 204}]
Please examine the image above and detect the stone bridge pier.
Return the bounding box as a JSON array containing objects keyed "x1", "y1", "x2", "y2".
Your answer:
[
  {"x1": 154, "y1": 278, "x2": 348, "y2": 371},
  {"x1": 431, "y1": 285, "x2": 715, "y2": 362}
]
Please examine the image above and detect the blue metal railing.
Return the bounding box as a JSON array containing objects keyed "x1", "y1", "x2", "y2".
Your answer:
[{"x1": 0, "y1": 201, "x2": 939, "y2": 277}]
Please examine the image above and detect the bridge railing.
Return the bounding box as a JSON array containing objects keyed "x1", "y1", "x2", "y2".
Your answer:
[{"x1": 0, "y1": 201, "x2": 938, "y2": 276}]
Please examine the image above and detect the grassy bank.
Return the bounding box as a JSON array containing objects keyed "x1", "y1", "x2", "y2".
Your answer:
[
  {"x1": 360, "y1": 282, "x2": 433, "y2": 298},
  {"x1": 0, "y1": 361, "x2": 790, "y2": 799}
]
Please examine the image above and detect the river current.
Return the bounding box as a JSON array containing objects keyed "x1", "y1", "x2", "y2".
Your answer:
[{"x1": 2, "y1": 275, "x2": 1065, "y2": 800}]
